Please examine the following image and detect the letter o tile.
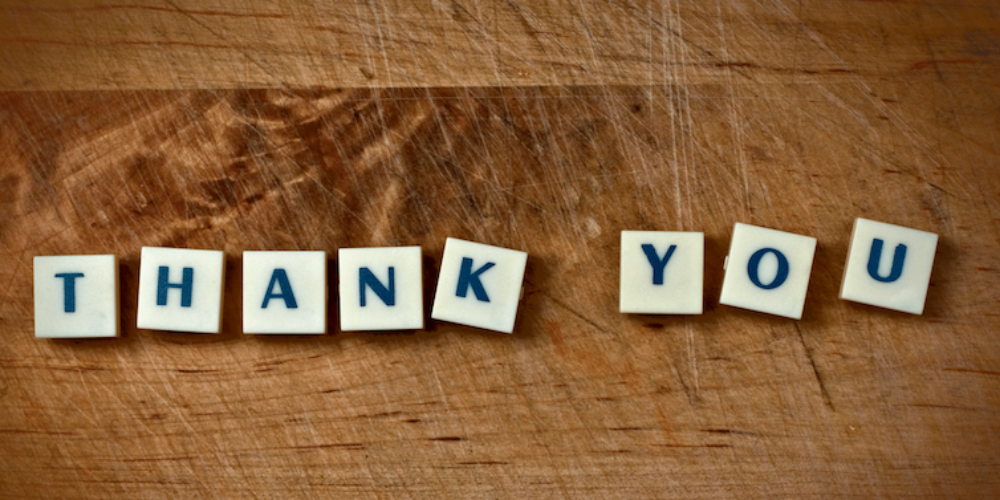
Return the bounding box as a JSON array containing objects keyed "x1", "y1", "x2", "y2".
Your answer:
[{"x1": 719, "y1": 223, "x2": 817, "y2": 320}]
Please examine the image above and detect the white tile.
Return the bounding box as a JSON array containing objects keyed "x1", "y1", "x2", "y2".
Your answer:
[
  {"x1": 431, "y1": 238, "x2": 528, "y2": 334},
  {"x1": 136, "y1": 247, "x2": 226, "y2": 333},
  {"x1": 619, "y1": 231, "x2": 704, "y2": 314},
  {"x1": 33, "y1": 255, "x2": 119, "y2": 338},
  {"x1": 719, "y1": 223, "x2": 817, "y2": 320},
  {"x1": 839, "y1": 218, "x2": 938, "y2": 314},
  {"x1": 339, "y1": 246, "x2": 423, "y2": 331},
  {"x1": 243, "y1": 251, "x2": 327, "y2": 335}
]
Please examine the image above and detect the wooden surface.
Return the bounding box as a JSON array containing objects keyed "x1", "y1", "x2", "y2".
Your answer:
[{"x1": 2, "y1": 1, "x2": 1000, "y2": 498}]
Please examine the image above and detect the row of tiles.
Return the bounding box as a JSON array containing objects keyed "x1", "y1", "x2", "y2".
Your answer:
[{"x1": 33, "y1": 218, "x2": 938, "y2": 338}]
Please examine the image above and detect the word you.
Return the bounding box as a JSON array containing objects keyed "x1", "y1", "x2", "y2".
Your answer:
[{"x1": 33, "y1": 219, "x2": 938, "y2": 339}]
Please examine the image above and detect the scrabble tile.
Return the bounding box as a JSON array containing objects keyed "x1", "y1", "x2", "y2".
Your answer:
[
  {"x1": 339, "y1": 246, "x2": 423, "y2": 331},
  {"x1": 619, "y1": 231, "x2": 704, "y2": 314},
  {"x1": 33, "y1": 255, "x2": 119, "y2": 338},
  {"x1": 839, "y1": 218, "x2": 938, "y2": 314},
  {"x1": 431, "y1": 238, "x2": 528, "y2": 334},
  {"x1": 719, "y1": 223, "x2": 817, "y2": 320},
  {"x1": 243, "y1": 251, "x2": 327, "y2": 335},
  {"x1": 136, "y1": 247, "x2": 226, "y2": 333}
]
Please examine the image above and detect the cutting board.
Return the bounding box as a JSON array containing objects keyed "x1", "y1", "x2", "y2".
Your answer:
[{"x1": 2, "y1": 1, "x2": 999, "y2": 498}]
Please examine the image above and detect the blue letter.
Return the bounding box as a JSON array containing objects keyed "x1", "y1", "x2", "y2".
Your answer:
[
  {"x1": 641, "y1": 244, "x2": 677, "y2": 285},
  {"x1": 262, "y1": 268, "x2": 298, "y2": 309},
  {"x1": 359, "y1": 267, "x2": 395, "y2": 307},
  {"x1": 157, "y1": 266, "x2": 193, "y2": 307},
  {"x1": 456, "y1": 257, "x2": 495, "y2": 302},
  {"x1": 747, "y1": 248, "x2": 789, "y2": 290},
  {"x1": 867, "y1": 239, "x2": 907, "y2": 283},
  {"x1": 54, "y1": 272, "x2": 85, "y2": 313}
]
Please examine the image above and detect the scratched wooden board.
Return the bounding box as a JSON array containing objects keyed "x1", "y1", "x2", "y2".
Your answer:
[{"x1": 1, "y1": 1, "x2": 1000, "y2": 499}]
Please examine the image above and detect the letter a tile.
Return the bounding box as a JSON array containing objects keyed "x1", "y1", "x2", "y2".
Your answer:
[
  {"x1": 34, "y1": 255, "x2": 119, "y2": 338},
  {"x1": 243, "y1": 251, "x2": 327, "y2": 334},
  {"x1": 431, "y1": 238, "x2": 527, "y2": 334},
  {"x1": 839, "y1": 218, "x2": 938, "y2": 314},
  {"x1": 137, "y1": 247, "x2": 225, "y2": 333}
]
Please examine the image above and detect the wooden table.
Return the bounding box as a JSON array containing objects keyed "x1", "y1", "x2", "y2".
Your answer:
[{"x1": 2, "y1": 1, "x2": 999, "y2": 497}]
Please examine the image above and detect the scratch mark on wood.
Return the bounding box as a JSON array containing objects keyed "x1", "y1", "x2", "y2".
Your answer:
[
  {"x1": 700, "y1": 428, "x2": 759, "y2": 437},
  {"x1": 795, "y1": 323, "x2": 835, "y2": 411},
  {"x1": 943, "y1": 368, "x2": 1000, "y2": 377},
  {"x1": 909, "y1": 59, "x2": 978, "y2": 71},
  {"x1": 652, "y1": 444, "x2": 733, "y2": 448}
]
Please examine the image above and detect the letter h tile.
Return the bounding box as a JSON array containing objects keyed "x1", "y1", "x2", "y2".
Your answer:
[{"x1": 137, "y1": 247, "x2": 225, "y2": 333}]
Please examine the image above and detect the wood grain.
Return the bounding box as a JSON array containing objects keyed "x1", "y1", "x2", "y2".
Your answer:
[
  {"x1": 2, "y1": 0, "x2": 999, "y2": 90},
  {"x1": 2, "y1": 1, "x2": 1000, "y2": 498}
]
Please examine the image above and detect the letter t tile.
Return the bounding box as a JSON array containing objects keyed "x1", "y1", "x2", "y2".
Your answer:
[{"x1": 33, "y1": 255, "x2": 119, "y2": 338}]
